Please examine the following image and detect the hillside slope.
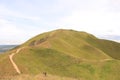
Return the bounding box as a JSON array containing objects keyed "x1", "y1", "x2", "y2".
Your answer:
[
  {"x1": 23, "y1": 29, "x2": 120, "y2": 60},
  {"x1": 0, "y1": 29, "x2": 120, "y2": 80}
]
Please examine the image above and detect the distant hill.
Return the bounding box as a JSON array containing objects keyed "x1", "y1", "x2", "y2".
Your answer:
[
  {"x1": 0, "y1": 45, "x2": 17, "y2": 53},
  {"x1": 0, "y1": 29, "x2": 120, "y2": 80}
]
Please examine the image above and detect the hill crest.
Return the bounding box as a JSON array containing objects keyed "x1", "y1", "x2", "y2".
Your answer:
[
  {"x1": 1, "y1": 29, "x2": 120, "y2": 80},
  {"x1": 20, "y1": 29, "x2": 120, "y2": 60}
]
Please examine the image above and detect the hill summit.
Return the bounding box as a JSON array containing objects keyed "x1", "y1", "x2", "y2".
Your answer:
[
  {"x1": 23, "y1": 29, "x2": 120, "y2": 60},
  {"x1": 0, "y1": 29, "x2": 120, "y2": 80}
]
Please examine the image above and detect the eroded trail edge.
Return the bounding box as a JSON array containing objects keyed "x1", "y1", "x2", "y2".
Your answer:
[{"x1": 9, "y1": 47, "x2": 24, "y2": 74}]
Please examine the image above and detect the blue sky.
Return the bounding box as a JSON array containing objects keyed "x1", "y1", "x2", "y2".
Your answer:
[{"x1": 0, "y1": 0, "x2": 120, "y2": 44}]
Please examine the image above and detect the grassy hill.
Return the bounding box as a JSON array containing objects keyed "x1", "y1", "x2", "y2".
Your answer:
[
  {"x1": 0, "y1": 29, "x2": 120, "y2": 80},
  {"x1": 23, "y1": 29, "x2": 120, "y2": 60}
]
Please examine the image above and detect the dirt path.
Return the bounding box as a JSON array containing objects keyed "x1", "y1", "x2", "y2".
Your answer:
[
  {"x1": 99, "y1": 59, "x2": 113, "y2": 62},
  {"x1": 9, "y1": 48, "x2": 23, "y2": 74},
  {"x1": 81, "y1": 58, "x2": 113, "y2": 62}
]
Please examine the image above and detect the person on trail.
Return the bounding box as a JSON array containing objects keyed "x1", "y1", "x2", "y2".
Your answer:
[{"x1": 43, "y1": 72, "x2": 47, "y2": 76}]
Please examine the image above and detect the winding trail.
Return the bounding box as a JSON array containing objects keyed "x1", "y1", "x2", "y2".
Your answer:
[
  {"x1": 81, "y1": 58, "x2": 113, "y2": 62},
  {"x1": 8, "y1": 46, "x2": 113, "y2": 74},
  {"x1": 99, "y1": 59, "x2": 113, "y2": 62},
  {"x1": 9, "y1": 47, "x2": 24, "y2": 74}
]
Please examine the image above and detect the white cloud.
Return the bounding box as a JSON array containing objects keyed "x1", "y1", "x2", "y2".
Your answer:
[
  {"x1": 0, "y1": 0, "x2": 120, "y2": 44},
  {"x1": 0, "y1": 18, "x2": 47, "y2": 44},
  {"x1": 0, "y1": 5, "x2": 41, "y2": 22},
  {"x1": 0, "y1": 5, "x2": 43, "y2": 44},
  {"x1": 54, "y1": 11, "x2": 120, "y2": 36},
  {"x1": 0, "y1": 18, "x2": 26, "y2": 44},
  {"x1": 0, "y1": 20, "x2": 19, "y2": 35},
  {"x1": 108, "y1": 0, "x2": 120, "y2": 12}
]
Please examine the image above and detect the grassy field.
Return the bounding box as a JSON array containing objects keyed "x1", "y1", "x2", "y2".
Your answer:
[
  {"x1": 0, "y1": 51, "x2": 18, "y2": 79},
  {"x1": 0, "y1": 29, "x2": 120, "y2": 80},
  {"x1": 13, "y1": 47, "x2": 120, "y2": 80},
  {"x1": 8, "y1": 74, "x2": 77, "y2": 80}
]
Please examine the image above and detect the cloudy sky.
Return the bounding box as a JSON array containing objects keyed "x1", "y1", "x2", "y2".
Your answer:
[{"x1": 0, "y1": 0, "x2": 120, "y2": 44}]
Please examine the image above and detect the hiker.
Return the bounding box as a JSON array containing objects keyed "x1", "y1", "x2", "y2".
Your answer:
[{"x1": 43, "y1": 72, "x2": 47, "y2": 76}]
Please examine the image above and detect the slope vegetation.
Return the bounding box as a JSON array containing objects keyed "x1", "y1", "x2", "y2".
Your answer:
[
  {"x1": 0, "y1": 29, "x2": 120, "y2": 80},
  {"x1": 23, "y1": 29, "x2": 120, "y2": 60}
]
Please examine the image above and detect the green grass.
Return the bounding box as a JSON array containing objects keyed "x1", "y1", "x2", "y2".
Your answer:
[
  {"x1": 0, "y1": 29, "x2": 120, "y2": 80},
  {"x1": 23, "y1": 29, "x2": 112, "y2": 60},
  {"x1": 10, "y1": 74, "x2": 78, "y2": 80},
  {"x1": 14, "y1": 48, "x2": 78, "y2": 76},
  {"x1": 22, "y1": 29, "x2": 120, "y2": 59},
  {"x1": 0, "y1": 52, "x2": 18, "y2": 79},
  {"x1": 14, "y1": 47, "x2": 120, "y2": 80},
  {"x1": 85, "y1": 36, "x2": 120, "y2": 59}
]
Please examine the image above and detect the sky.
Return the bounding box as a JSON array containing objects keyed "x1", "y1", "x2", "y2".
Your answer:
[{"x1": 0, "y1": 0, "x2": 120, "y2": 44}]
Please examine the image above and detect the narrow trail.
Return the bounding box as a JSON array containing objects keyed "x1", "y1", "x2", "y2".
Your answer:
[
  {"x1": 8, "y1": 46, "x2": 113, "y2": 74},
  {"x1": 81, "y1": 58, "x2": 113, "y2": 62},
  {"x1": 99, "y1": 59, "x2": 113, "y2": 62},
  {"x1": 9, "y1": 47, "x2": 24, "y2": 74}
]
